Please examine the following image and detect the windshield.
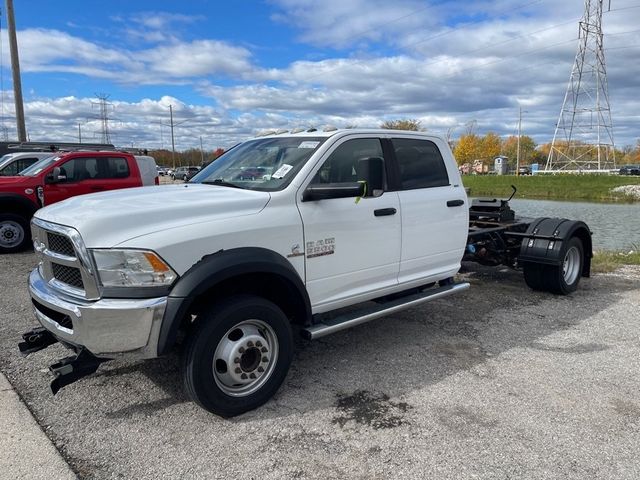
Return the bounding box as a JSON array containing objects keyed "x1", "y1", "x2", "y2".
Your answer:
[
  {"x1": 20, "y1": 155, "x2": 58, "y2": 176},
  {"x1": 191, "y1": 137, "x2": 327, "y2": 191}
]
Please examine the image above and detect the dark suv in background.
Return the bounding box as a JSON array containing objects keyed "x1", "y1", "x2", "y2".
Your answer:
[{"x1": 619, "y1": 165, "x2": 640, "y2": 175}]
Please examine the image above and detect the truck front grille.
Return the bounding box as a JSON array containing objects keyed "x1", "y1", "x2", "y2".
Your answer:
[
  {"x1": 47, "y1": 232, "x2": 75, "y2": 257},
  {"x1": 31, "y1": 218, "x2": 100, "y2": 300},
  {"x1": 52, "y1": 263, "x2": 84, "y2": 290}
]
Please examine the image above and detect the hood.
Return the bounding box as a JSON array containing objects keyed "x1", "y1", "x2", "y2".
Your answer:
[
  {"x1": 0, "y1": 175, "x2": 31, "y2": 186},
  {"x1": 35, "y1": 183, "x2": 271, "y2": 247}
]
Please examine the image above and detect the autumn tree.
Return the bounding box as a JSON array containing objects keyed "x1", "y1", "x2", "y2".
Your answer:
[
  {"x1": 380, "y1": 119, "x2": 423, "y2": 131},
  {"x1": 502, "y1": 135, "x2": 536, "y2": 165},
  {"x1": 453, "y1": 134, "x2": 481, "y2": 165},
  {"x1": 479, "y1": 132, "x2": 502, "y2": 161}
]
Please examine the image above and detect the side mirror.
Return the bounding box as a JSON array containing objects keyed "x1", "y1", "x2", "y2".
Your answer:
[
  {"x1": 356, "y1": 157, "x2": 384, "y2": 196},
  {"x1": 46, "y1": 167, "x2": 66, "y2": 184},
  {"x1": 302, "y1": 182, "x2": 365, "y2": 202}
]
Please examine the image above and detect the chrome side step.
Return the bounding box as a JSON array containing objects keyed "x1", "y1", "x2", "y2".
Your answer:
[{"x1": 302, "y1": 282, "x2": 470, "y2": 340}]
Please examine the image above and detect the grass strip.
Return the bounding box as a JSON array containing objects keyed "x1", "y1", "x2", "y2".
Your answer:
[
  {"x1": 591, "y1": 250, "x2": 640, "y2": 273},
  {"x1": 462, "y1": 175, "x2": 640, "y2": 202}
]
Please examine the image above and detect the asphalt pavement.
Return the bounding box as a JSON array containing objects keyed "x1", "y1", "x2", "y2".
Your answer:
[{"x1": 1, "y1": 251, "x2": 639, "y2": 479}]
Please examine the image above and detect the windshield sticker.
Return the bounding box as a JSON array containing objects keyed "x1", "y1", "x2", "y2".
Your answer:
[
  {"x1": 298, "y1": 141, "x2": 320, "y2": 149},
  {"x1": 272, "y1": 164, "x2": 293, "y2": 179},
  {"x1": 306, "y1": 237, "x2": 335, "y2": 258}
]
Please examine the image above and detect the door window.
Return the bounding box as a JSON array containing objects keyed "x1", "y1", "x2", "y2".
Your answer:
[
  {"x1": 59, "y1": 158, "x2": 98, "y2": 182},
  {"x1": 311, "y1": 138, "x2": 385, "y2": 187},
  {"x1": 103, "y1": 157, "x2": 129, "y2": 178},
  {"x1": 392, "y1": 138, "x2": 449, "y2": 190}
]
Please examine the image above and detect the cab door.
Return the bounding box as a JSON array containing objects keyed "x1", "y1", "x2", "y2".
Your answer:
[
  {"x1": 297, "y1": 137, "x2": 401, "y2": 312},
  {"x1": 43, "y1": 156, "x2": 95, "y2": 205},
  {"x1": 390, "y1": 136, "x2": 468, "y2": 284}
]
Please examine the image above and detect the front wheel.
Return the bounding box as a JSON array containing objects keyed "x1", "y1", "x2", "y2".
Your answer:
[
  {"x1": 0, "y1": 214, "x2": 31, "y2": 253},
  {"x1": 183, "y1": 295, "x2": 293, "y2": 417}
]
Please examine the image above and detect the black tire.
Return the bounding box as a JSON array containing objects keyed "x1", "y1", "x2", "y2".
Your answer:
[
  {"x1": 183, "y1": 294, "x2": 293, "y2": 417},
  {"x1": 523, "y1": 261, "x2": 546, "y2": 291},
  {"x1": 183, "y1": 175, "x2": 188, "y2": 181},
  {"x1": 523, "y1": 236, "x2": 584, "y2": 295},
  {"x1": 0, "y1": 213, "x2": 31, "y2": 253}
]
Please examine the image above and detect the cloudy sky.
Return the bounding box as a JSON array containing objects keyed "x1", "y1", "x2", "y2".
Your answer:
[{"x1": 1, "y1": 0, "x2": 638, "y2": 150}]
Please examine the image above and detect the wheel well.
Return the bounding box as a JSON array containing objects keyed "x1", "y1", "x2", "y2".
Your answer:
[
  {"x1": 181, "y1": 272, "x2": 310, "y2": 334},
  {"x1": 0, "y1": 198, "x2": 36, "y2": 220}
]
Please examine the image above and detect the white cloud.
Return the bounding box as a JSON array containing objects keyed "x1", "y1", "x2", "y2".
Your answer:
[{"x1": 1, "y1": 3, "x2": 637, "y2": 148}]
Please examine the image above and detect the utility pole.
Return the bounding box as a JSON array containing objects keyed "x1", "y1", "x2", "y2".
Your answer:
[
  {"x1": 170, "y1": 104, "x2": 175, "y2": 169},
  {"x1": 78, "y1": 123, "x2": 82, "y2": 143},
  {"x1": 516, "y1": 107, "x2": 522, "y2": 176},
  {"x1": 199, "y1": 136, "x2": 204, "y2": 164},
  {"x1": 6, "y1": 0, "x2": 26, "y2": 141}
]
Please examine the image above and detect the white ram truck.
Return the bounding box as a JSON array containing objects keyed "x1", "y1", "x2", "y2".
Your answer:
[{"x1": 19, "y1": 128, "x2": 589, "y2": 416}]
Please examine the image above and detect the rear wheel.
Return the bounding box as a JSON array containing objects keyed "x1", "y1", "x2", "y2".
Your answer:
[
  {"x1": 523, "y1": 236, "x2": 584, "y2": 295},
  {"x1": 0, "y1": 214, "x2": 30, "y2": 253},
  {"x1": 183, "y1": 295, "x2": 293, "y2": 417}
]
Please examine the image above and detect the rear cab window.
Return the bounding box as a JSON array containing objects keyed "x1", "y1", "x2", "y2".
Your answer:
[{"x1": 392, "y1": 138, "x2": 450, "y2": 190}]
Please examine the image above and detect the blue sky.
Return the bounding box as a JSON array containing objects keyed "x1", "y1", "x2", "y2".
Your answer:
[{"x1": 1, "y1": 0, "x2": 638, "y2": 150}]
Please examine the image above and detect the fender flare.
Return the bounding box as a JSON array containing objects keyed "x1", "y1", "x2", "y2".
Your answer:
[
  {"x1": 157, "y1": 247, "x2": 311, "y2": 356},
  {"x1": 518, "y1": 217, "x2": 593, "y2": 277},
  {"x1": 0, "y1": 193, "x2": 39, "y2": 217}
]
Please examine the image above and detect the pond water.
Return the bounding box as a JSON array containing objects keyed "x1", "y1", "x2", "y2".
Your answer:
[{"x1": 508, "y1": 198, "x2": 639, "y2": 251}]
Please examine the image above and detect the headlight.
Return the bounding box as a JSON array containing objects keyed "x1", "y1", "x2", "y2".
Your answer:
[{"x1": 92, "y1": 249, "x2": 177, "y2": 288}]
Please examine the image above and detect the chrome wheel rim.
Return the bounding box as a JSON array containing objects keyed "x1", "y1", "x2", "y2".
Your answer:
[
  {"x1": 0, "y1": 220, "x2": 24, "y2": 248},
  {"x1": 212, "y1": 319, "x2": 278, "y2": 397},
  {"x1": 562, "y1": 246, "x2": 581, "y2": 285}
]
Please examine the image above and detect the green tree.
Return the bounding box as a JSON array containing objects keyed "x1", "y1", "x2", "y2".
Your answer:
[{"x1": 380, "y1": 119, "x2": 423, "y2": 131}]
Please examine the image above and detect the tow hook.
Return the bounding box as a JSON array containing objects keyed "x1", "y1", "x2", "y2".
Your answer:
[
  {"x1": 18, "y1": 327, "x2": 58, "y2": 356},
  {"x1": 49, "y1": 350, "x2": 110, "y2": 395}
]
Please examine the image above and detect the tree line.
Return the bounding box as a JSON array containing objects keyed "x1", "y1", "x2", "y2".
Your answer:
[
  {"x1": 149, "y1": 147, "x2": 225, "y2": 168},
  {"x1": 380, "y1": 119, "x2": 640, "y2": 167}
]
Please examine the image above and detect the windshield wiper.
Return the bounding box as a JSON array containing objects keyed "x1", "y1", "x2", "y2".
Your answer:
[{"x1": 201, "y1": 179, "x2": 244, "y2": 189}]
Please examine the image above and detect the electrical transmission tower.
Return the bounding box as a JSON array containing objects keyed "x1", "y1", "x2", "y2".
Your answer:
[
  {"x1": 92, "y1": 93, "x2": 113, "y2": 144},
  {"x1": 546, "y1": 0, "x2": 615, "y2": 171}
]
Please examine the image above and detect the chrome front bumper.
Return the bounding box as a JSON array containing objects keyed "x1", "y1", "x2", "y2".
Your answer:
[{"x1": 28, "y1": 268, "x2": 167, "y2": 358}]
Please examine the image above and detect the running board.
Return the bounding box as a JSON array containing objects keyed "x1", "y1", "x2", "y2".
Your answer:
[{"x1": 302, "y1": 282, "x2": 470, "y2": 340}]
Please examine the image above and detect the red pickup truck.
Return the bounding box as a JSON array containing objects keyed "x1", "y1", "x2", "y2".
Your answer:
[{"x1": 0, "y1": 150, "x2": 158, "y2": 253}]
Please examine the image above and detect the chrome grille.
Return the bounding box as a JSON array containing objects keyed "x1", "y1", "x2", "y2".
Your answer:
[
  {"x1": 47, "y1": 232, "x2": 75, "y2": 257},
  {"x1": 52, "y1": 263, "x2": 84, "y2": 289},
  {"x1": 31, "y1": 218, "x2": 100, "y2": 300}
]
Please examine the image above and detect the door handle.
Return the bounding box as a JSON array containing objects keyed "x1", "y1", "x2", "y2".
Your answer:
[
  {"x1": 374, "y1": 208, "x2": 397, "y2": 217},
  {"x1": 447, "y1": 199, "x2": 464, "y2": 207},
  {"x1": 90, "y1": 186, "x2": 104, "y2": 191}
]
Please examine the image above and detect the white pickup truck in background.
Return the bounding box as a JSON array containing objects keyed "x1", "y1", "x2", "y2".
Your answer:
[{"x1": 19, "y1": 128, "x2": 591, "y2": 416}]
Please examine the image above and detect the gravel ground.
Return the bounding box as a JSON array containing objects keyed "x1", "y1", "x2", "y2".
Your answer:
[{"x1": 1, "y1": 252, "x2": 639, "y2": 480}]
